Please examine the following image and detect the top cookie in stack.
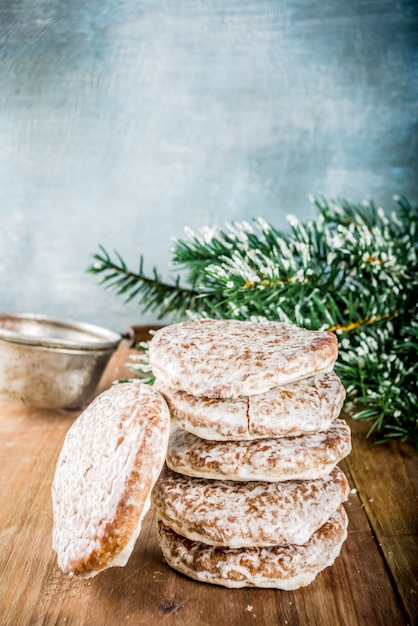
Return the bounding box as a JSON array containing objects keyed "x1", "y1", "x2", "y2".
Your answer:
[
  {"x1": 149, "y1": 319, "x2": 351, "y2": 590},
  {"x1": 149, "y1": 318, "x2": 338, "y2": 399}
]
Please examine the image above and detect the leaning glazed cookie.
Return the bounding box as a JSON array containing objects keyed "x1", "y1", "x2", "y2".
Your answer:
[
  {"x1": 157, "y1": 506, "x2": 348, "y2": 589},
  {"x1": 149, "y1": 319, "x2": 338, "y2": 399},
  {"x1": 155, "y1": 371, "x2": 346, "y2": 441},
  {"x1": 153, "y1": 465, "x2": 349, "y2": 547},
  {"x1": 52, "y1": 382, "x2": 170, "y2": 578}
]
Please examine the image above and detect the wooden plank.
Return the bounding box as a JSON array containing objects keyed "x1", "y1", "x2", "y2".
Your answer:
[
  {"x1": 379, "y1": 536, "x2": 418, "y2": 625},
  {"x1": 346, "y1": 419, "x2": 418, "y2": 535},
  {"x1": 345, "y1": 417, "x2": 418, "y2": 624},
  {"x1": 0, "y1": 418, "x2": 404, "y2": 626},
  {"x1": 0, "y1": 340, "x2": 410, "y2": 626}
]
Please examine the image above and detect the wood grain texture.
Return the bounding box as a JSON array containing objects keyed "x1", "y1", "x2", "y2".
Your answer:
[
  {"x1": 0, "y1": 337, "x2": 415, "y2": 626},
  {"x1": 345, "y1": 418, "x2": 418, "y2": 624}
]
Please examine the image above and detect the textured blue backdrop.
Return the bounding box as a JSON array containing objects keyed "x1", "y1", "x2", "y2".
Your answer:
[{"x1": 0, "y1": 0, "x2": 417, "y2": 330}]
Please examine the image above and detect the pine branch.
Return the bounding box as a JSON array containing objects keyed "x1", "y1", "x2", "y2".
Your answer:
[
  {"x1": 88, "y1": 245, "x2": 204, "y2": 320},
  {"x1": 89, "y1": 196, "x2": 418, "y2": 447}
]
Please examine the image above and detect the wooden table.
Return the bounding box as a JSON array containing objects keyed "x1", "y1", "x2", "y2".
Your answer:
[{"x1": 1, "y1": 329, "x2": 417, "y2": 626}]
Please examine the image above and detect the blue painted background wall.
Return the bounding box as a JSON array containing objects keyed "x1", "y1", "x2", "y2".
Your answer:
[{"x1": 1, "y1": 1, "x2": 417, "y2": 332}]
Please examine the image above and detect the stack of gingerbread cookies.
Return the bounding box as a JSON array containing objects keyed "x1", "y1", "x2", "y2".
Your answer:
[{"x1": 150, "y1": 318, "x2": 351, "y2": 590}]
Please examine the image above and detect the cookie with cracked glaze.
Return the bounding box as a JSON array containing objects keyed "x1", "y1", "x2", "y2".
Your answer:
[{"x1": 155, "y1": 371, "x2": 346, "y2": 441}]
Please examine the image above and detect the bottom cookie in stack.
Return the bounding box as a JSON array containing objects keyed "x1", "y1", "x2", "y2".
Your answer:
[{"x1": 157, "y1": 507, "x2": 348, "y2": 590}]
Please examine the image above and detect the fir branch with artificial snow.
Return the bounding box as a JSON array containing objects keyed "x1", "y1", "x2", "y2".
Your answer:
[{"x1": 88, "y1": 195, "x2": 418, "y2": 447}]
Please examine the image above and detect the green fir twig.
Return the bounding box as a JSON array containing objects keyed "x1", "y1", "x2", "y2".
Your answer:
[
  {"x1": 89, "y1": 245, "x2": 203, "y2": 320},
  {"x1": 88, "y1": 196, "x2": 418, "y2": 447}
]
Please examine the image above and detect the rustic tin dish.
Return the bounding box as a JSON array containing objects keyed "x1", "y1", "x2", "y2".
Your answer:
[{"x1": 0, "y1": 313, "x2": 122, "y2": 410}]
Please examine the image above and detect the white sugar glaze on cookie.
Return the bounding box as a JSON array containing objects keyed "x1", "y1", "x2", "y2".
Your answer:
[
  {"x1": 166, "y1": 420, "x2": 351, "y2": 482},
  {"x1": 157, "y1": 506, "x2": 348, "y2": 589},
  {"x1": 52, "y1": 382, "x2": 170, "y2": 578},
  {"x1": 149, "y1": 319, "x2": 338, "y2": 399},
  {"x1": 153, "y1": 466, "x2": 349, "y2": 547},
  {"x1": 155, "y1": 371, "x2": 345, "y2": 441},
  {"x1": 154, "y1": 379, "x2": 249, "y2": 440}
]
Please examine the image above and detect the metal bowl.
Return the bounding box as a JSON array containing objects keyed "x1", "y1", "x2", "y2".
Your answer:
[{"x1": 0, "y1": 313, "x2": 122, "y2": 409}]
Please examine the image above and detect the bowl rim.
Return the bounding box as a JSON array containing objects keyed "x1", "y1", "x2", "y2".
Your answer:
[{"x1": 0, "y1": 312, "x2": 122, "y2": 351}]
